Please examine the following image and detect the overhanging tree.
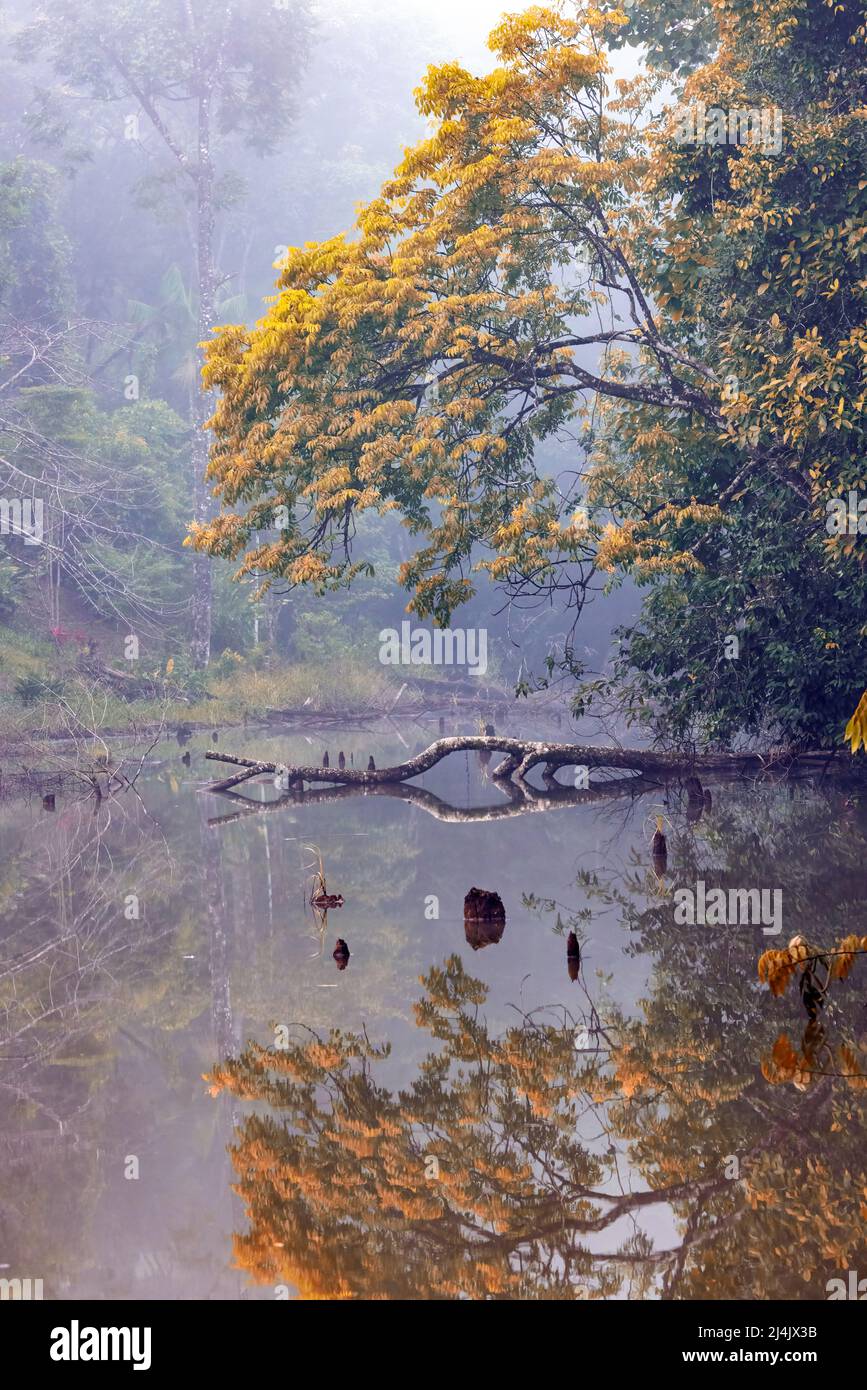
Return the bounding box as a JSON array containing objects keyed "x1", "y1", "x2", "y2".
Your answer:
[{"x1": 191, "y1": 0, "x2": 867, "y2": 744}]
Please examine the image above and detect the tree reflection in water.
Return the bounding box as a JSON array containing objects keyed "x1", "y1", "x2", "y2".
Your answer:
[{"x1": 210, "y1": 787, "x2": 867, "y2": 1300}]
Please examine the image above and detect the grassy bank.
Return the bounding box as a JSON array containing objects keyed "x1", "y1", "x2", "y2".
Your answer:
[{"x1": 0, "y1": 624, "x2": 408, "y2": 745}]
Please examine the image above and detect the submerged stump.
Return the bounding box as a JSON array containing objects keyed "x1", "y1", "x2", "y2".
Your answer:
[{"x1": 464, "y1": 886, "x2": 506, "y2": 950}]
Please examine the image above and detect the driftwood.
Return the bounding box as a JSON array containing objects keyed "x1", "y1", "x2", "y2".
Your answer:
[{"x1": 202, "y1": 735, "x2": 842, "y2": 797}]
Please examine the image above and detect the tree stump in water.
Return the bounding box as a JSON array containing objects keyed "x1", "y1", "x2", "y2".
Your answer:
[
  {"x1": 464, "y1": 886, "x2": 506, "y2": 950},
  {"x1": 685, "y1": 776, "x2": 704, "y2": 824},
  {"x1": 567, "y1": 930, "x2": 581, "y2": 982},
  {"x1": 651, "y1": 817, "x2": 668, "y2": 875}
]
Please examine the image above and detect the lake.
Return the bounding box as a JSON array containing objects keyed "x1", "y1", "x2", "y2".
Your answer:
[{"x1": 1, "y1": 718, "x2": 865, "y2": 1300}]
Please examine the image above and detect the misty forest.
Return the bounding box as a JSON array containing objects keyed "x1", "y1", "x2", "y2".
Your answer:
[{"x1": 1, "y1": 0, "x2": 867, "y2": 1308}]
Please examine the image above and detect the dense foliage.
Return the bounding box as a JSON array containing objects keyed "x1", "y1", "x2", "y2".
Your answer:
[
  {"x1": 0, "y1": 0, "x2": 443, "y2": 690},
  {"x1": 193, "y1": 0, "x2": 867, "y2": 746}
]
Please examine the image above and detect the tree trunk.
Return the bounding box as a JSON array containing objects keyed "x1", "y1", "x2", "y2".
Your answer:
[
  {"x1": 190, "y1": 445, "x2": 213, "y2": 669},
  {"x1": 190, "y1": 85, "x2": 216, "y2": 669}
]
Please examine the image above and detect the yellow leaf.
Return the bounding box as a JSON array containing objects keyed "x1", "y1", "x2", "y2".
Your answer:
[{"x1": 845, "y1": 690, "x2": 867, "y2": 753}]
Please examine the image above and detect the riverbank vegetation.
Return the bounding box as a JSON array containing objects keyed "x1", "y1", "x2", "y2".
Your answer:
[{"x1": 0, "y1": 620, "x2": 410, "y2": 741}]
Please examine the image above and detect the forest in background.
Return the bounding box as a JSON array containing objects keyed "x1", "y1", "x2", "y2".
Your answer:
[{"x1": 0, "y1": 0, "x2": 563, "y2": 732}]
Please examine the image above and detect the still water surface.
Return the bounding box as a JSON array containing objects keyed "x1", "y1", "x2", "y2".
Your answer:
[{"x1": 1, "y1": 720, "x2": 865, "y2": 1299}]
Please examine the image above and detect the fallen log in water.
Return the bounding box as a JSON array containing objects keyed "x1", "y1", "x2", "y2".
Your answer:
[{"x1": 201, "y1": 735, "x2": 840, "y2": 797}]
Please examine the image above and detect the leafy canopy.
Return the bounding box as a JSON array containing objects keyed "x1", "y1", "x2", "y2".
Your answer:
[{"x1": 193, "y1": 0, "x2": 867, "y2": 745}]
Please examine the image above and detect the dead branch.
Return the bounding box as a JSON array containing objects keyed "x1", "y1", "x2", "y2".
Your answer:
[{"x1": 201, "y1": 735, "x2": 840, "y2": 798}]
